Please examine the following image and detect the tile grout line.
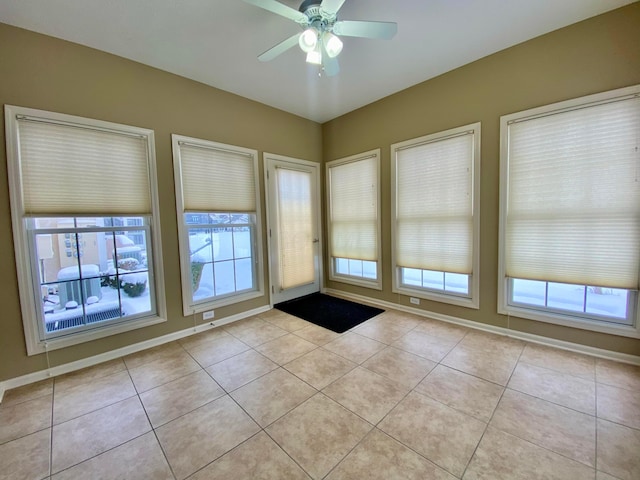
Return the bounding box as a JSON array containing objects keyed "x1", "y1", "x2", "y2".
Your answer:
[
  {"x1": 458, "y1": 338, "x2": 526, "y2": 479},
  {"x1": 505, "y1": 362, "x2": 599, "y2": 418},
  {"x1": 353, "y1": 319, "x2": 475, "y2": 477},
  {"x1": 0, "y1": 383, "x2": 53, "y2": 409},
  {"x1": 229, "y1": 336, "x2": 327, "y2": 422},
  {"x1": 366, "y1": 390, "x2": 445, "y2": 473},
  {"x1": 341, "y1": 326, "x2": 476, "y2": 478},
  {"x1": 319, "y1": 331, "x2": 386, "y2": 365},
  {"x1": 119, "y1": 317, "x2": 290, "y2": 477},
  {"x1": 0, "y1": 424, "x2": 53, "y2": 448},
  {"x1": 260, "y1": 309, "x2": 370, "y2": 473},
  {"x1": 222, "y1": 318, "x2": 290, "y2": 349},
  {"x1": 0, "y1": 389, "x2": 58, "y2": 447},
  {"x1": 261, "y1": 426, "x2": 314, "y2": 479},
  {"x1": 462, "y1": 343, "x2": 606, "y2": 476},
  {"x1": 484, "y1": 395, "x2": 599, "y2": 470},
  {"x1": 205, "y1": 357, "x2": 279, "y2": 395},
  {"x1": 517, "y1": 357, "x2": 596, "y2": 383},
  {"x1": 501, "y1": 384, "x2": 599, "y2": 420},
  {"x1": 125, "y1": 333, "x2": 320, "y2": 440},
  {"x1": 185, "y1": 430, "x2": 277, "y2": 479},
  {"x1": 312, "y1": 391, "x2": 377, "y2": 479},
  {"x1": 48, "y1": 431, "x2": 158, "y2": 479},
  {"x1": 48, "y1": 345, "x2": 240, "y2": 478},
  {"x1": 122, "y1": 341, "x2": 187, "y2": 371},
  {"x1": 320, "y1": 425, "x2": 377, "y2": 479},
  {"x1": 125, "y1": 356, "x2": 178, "y2": 480},
  {"x1": 220, "y1": 357, "x2": 318, "y2": 478},
  {"x1": 51, "y1": 376, "x2": 140, "y2": 427},
  {"x1": 48, "y1": 356, "x2": 159, "y2": 476}
]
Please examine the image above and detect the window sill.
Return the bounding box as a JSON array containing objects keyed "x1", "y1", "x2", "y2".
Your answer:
[
  {"x1": 185, "y1": 289, "x2": 264, "y2": 316},
  {"x1": 393, "y1": 285, "x2": 479, "y2": 309},
  {"x1": 329, "y1": 273, "x2": 382, "y2": 291},
  {"x1": 499, "y1": 304, "x2": 640, "y2": 339},
  {"x1": 28, "y1": 314, "x2": 167, "y2": 356}
]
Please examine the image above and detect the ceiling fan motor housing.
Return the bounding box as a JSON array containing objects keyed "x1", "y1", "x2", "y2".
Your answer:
[
  {"x1": 299, "y1": 0, "x2": 321, "y2": 14},
  {"x1": 299, "y1": 0, "x2": 336, "y2": 28}
]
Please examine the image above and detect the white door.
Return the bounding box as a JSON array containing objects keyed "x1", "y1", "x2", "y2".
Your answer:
[{"x1": 265, "y1": 154, "x2": 321, "y2": 304}]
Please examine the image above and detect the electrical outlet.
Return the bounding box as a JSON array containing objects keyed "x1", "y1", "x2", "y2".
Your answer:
[
  {"x1": 410, "y1": 297, "x2": 420, "y2": 305},
  {"x1": 202, "y1": 310, "x2": 215, "y2": 320}
]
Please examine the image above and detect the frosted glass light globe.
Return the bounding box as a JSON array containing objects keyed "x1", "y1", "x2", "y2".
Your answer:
[
  {"x1": 324, "y1": 32, "x2": 343, "y2": 58},
  {"x1": 299, "y1": 28, "x2": 318, "y2": 53}
]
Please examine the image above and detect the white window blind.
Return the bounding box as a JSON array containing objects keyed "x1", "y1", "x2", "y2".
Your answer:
[
  {"x1": 328, "y1": 155, "x2": 378, "y2": 261},
  {"x1": 17, "y1": 117, "x2": 151, "y2": 215},
  {"x1": 276, "y1": 167, "x2": 314, "y2": 290},
  {"x1": 395, "y1": 132, "x2": 474, "y2": 273},
  {"x1": 505, "y1": 95, "x2": 640, "y2": 290},
  {"x1": 178, "y1": 143, "x2": 256, "y2": 212}
]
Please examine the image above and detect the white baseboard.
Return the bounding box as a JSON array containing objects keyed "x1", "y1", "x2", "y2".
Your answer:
[
  {"x1": 0, "y1": 305, "x2": 270, "y2": 403},
  {"x1": 323, "y1": 288, "x2": 640, "y2": 366}
]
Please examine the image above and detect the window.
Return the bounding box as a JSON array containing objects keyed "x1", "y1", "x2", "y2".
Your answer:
[
  {"x1": 172, "y1": 135, "x2": 263, "y2": 314},
  {"x1": 327, "y1": 150, "x2": 381, "y2": 289},
  {"x1": 391, "y1": 123, "x2": 481, "y2": 308},
  {"x1": 5, "y1": 106, "x2": 165, "y2": 354},
  {"x1": 499, "y1": 85, "x2": 640, "y2": 336},
  {"x1": 33, "y1": 217, "x2": 155, "y2": 335}
]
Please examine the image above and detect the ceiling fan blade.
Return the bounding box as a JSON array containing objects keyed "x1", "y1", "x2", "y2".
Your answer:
[
  {"x1": 333, "y1": 20, "x2": 397, "y2": 39},
  {"x1": 320, "y1": 0, "x2": 346, "y2": 16},
  {"x1": 243, "y1": 0, "x2": 308, "y2": 24},
  {"x1": 258, "y1": 33, "x2": 300, "y2": 62},
  {"x1": 321, "y1": 43, "x2": 340, "y2": 76}
]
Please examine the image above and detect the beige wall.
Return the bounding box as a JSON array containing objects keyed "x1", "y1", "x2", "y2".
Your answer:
[
  {"x1": 322, "y1": 4, "x2": 640, "y2": 356},
  {"x1": 0, "y1": 23, "x2": 322, "y2": 382},
  {"x1": 1, "y1": 4, "x2": 639, "y2": 383}
]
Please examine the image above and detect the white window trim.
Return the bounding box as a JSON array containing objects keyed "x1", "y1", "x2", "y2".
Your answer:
[
  {"x1": 5, "y1": 105, "x2": 167, "y2": 356},
  {"x1": 172, "y1": 134, "x2": 264, "y2": 316},
  {"x1": 326, "y1": 149, "x2": 382, "y2": 290},
  {"x1": 390, "y1": 122, "x2": 481, "y2": 309},
  {"x1": 498, "y1": 85, "x2": 640, "y2": 339}
]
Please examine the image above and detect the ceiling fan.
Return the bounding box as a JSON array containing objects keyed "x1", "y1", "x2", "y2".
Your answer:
[{"x1": 243, "y1": 0, "x2": 397, "y2": 76}]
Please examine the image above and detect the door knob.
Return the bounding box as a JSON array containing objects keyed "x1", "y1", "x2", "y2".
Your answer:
[{"x1": 312, "y1": 238, "x2": 319, "y2": 243}]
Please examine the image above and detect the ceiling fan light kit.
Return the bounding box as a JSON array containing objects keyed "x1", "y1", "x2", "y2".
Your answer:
[
  {"x1": 306, "y1": 48, "x2": 322, "y2": 65},
  {"x1": 323, "y1": 31, "x2": 343, "y2": 58},
  {"x1": 299, "y1": 27, "x2": 318, "y2": 53},
  {"x1": 244, "y1": 0, "x2": 397, "y2": 76}
]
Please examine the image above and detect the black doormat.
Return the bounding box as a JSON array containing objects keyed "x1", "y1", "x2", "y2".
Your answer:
[{"x1": 275, "y1": 293, "x2": 384, "y2": 333}]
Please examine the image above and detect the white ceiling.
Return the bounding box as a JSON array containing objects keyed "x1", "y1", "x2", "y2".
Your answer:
[{"x1": 0, "y1": 0, "x2": 634, "y2": 123}]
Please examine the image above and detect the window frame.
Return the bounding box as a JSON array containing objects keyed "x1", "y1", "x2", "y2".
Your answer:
[
  {"x1": 498, "y1": 85, "x2": 640, "y2": 338},
  {"x1": 390, "y1": 123, "x2": 481, "y2": 309},
  {"x1": 29, "y1": 217, "x2": 158, "y2": 340},
  {"x1": 326, "y1": 149, "x2": 382, "y2": 290},
  {"x1": 398, "y1": 267, "x2": 471, "y2": 298},
  {"x1": 172, "y1": 134, "x2": 264, "y2": 315},
  {"x1": 5, "y1": 105, "x2": 167, "y2": 355},
  {"x1": 508, "y1": 278, "x2": 636, "y2": 326},
  {"x1": 184, "y1": 213, "x2": 259, "y2": 307}
]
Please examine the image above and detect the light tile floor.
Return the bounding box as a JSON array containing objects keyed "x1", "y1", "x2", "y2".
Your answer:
[{"x1": 1, "y1": 307, "x2": 639, "y2": 479}]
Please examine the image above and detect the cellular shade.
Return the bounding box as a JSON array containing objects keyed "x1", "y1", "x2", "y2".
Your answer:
[
  {"x1": 505, "y1": 96, "x2": 640, "y2": 289},
  {"x1": 328, "y1": 155, "x2": 378, "y2": 261},
  {"x1": 395, "y1": 132, "x2": 474, "y2": 273},
  {"x1": 276, "y1": 167, "x2": 315, "y2": 290},
  {"x1": 179, "y1": 143, "x2": 256, "y2": 212},
  {"x1": 18, "y1": 118, "x2": 151, "y2": 215}
]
